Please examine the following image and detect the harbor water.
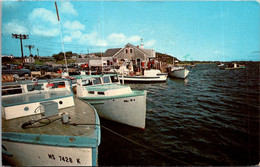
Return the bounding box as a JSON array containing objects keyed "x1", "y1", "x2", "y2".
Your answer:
[{"x1": 98, "y1": 62, "x2": 259, "y2": 166}]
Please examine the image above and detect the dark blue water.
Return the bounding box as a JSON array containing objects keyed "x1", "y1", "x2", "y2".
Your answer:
[{"x1": 99, "y1": 62, "x2": 259, "y2": 166}]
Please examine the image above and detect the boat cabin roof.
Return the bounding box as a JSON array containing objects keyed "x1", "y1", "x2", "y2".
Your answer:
[
  {"x1": 2, "y1": 90, "x2": 73, "y2": 107},
  {"x1": 72, "y1": 74, "x2": 118, "y2": 80},
  {"x1": 2, "y1": 78, "x2": 68, "y2": 86},
  {"x1": 85, "y1": 84, "x2": 128, "y2": 92}
]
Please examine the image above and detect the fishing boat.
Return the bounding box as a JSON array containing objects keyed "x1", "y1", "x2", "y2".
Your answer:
[
  {"x1": 118, "y1": 69, "x2": 168, "y2": 83},
  {"x1": 74, "y1": 74, "x2": 147, "y2": 129},
  {"x1": 2, "y1": 78, "x2": 101, "y2": 166},
  {"x1": 225, "y1": 62, "x2": 245, "y2": 70},
  {"x1": 169, "y1": 66, "x2": 189, "y2": 79}
]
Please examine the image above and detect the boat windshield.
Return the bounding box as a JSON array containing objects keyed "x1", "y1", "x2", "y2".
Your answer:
[
  {"x1": 27, "y1": 84, "x2": 44, "y2": 91},
  {"x1": 2, "y1": 85, "x2": 22, "y2": 96},
  {"x1": 103, "y1": 76, "x2": 111, "y2": 84},
  {"x1": 93, "y1": 77, "x2": 101, "y2": 85},
  {"x1": 110, "y1": 75, "x2": 119, "y2": 83},
  {"x1": 82, "y1": 79, "x2": 93, "y2": 86}
]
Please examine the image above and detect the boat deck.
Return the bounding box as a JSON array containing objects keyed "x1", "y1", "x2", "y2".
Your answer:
[{"x1": 2, "y1": 98, "x2": 98, "y2": 140}]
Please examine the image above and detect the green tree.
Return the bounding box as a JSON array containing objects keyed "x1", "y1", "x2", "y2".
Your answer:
[
  {"x1": 52, "y1": 52, "x2": 64, "y2": 62},
  {"x1": 65, "y1": 51, "x2": 73, "y2": 59}
]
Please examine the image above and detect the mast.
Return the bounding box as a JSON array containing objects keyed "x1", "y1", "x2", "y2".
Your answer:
[
  {"x1": 98, "y1": 20, "x2": 103, "y2": 74},
  {"x1": 55, "y1": 2, "x2": 68, "y2": 74}
]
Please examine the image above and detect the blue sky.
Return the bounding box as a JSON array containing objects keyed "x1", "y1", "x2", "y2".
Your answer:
[{"x1": 1, "y1": 1, "x2": 259, "y2": 61}]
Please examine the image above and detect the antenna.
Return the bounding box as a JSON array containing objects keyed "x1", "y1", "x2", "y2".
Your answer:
[
  {"x1": 98, "y1": 20, "x2": 103, "y2": 74},
  {"x1": 55, "y1": 2, "x2": 68, "y2": 74}
]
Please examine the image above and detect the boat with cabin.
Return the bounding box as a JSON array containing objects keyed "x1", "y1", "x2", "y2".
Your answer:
[
  {"x1": 169, "y1": 66, "x2": 189, "y2": 79},
  {"x1": 73, "y1": 74, "x2": 147, "y2": 129},
  {"x1": 119, "y1": 69, "x2": 168, "y2": 83},
  {"x1": 111, "y1": 65, "x2": 167, "y2": 83},
  {"x1": 225, "y1": 62, "x2": 245, "y2": 70},
  {"x1": 2, "y1": 78, "x2": 101, "y2": 166}
]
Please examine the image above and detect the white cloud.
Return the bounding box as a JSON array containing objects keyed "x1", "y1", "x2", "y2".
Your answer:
[
  {"x1": 107, "y1": 33, "x2": 127, "y2": 45},
  {"x1": 3, "y1": 20, "x2": 29, "y2": 34},
  {"x1": 128, "y1": 35, "x2": 141, "y2": 43},
  {"x1": 70, "y1": 31, "x2": 83, "y2": 39},
  {"x1": 78, "y1": 31, "x2": 107, "y2": 46},
  {"x1": 28, "y1": 8, "x2": 60, "y2": 37},
  {"x1": 107, "y1": 33, "x2": 142, "y2": 45},
  {"x1": 63, "y1": 36, "x2": 72, "y2": 42},
  {"x1": 60, "y1": 2, "x2": 78, "y2": 15},
  {"x1": 145, "y1": 39, "x2": 156, "y2": 47},
  {"x1": 63, "y1": 21, "x2": 85, "y2": 30},
  {"x1": 29, "y1": 8, "x2": 58, "y2": 25},
  {"x1": 31, "y1": 26, "x2": 59, "y2": 37},
  {"x1": 63, "y1": 30, "x2": 152, "y2": 48},
  {"x1": 63, "y1": 31, "x2": 83, "y2": 43}
]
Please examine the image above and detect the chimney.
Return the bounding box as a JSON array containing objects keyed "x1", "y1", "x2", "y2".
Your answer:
[{"x1": 140, "y1": 43, "x2": 144, "y2": 49}]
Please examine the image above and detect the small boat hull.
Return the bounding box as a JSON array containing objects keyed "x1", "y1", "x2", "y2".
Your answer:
[
  {"x1": 170, "y1": 69, "x2": 189, "y2": 79},
  {"x1": 119, "y1": 74, "x2": 167, "y2": 83},
  {"x1": 80, "y1": 91, "x2": 147, "y2": 129},
  {"x1": 225, "y1": 66, "x2": 245, "y2": 70},
  {"x1": 2, "y1": 140, "x2": 97, "y2": 166}
]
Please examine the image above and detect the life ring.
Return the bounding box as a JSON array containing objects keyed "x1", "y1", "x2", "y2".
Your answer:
[{"x1": 129, "y1": 71, "x2": 134, "y2": 76}]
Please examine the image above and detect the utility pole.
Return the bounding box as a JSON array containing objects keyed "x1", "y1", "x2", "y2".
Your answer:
[
  {"x1": 25, "y1": 45, "x2": 34, "y2": 56},
  {"x1": 12, "y1": 34, "x2": 29, "y2": 65},
  {"x1": 37, "y1": 48, "x2": 39, "y2": 57}
]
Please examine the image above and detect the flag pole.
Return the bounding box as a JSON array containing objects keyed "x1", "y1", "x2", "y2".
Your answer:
[{"x1": 55, "y1": 2, "x2": 68, "y2": 75}]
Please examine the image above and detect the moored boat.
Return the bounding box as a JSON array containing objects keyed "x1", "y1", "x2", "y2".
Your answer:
[
  {"x1": 169, "y1": 66, "x2": 189, "y2": 79},
  {"x1": 225, "y1": 63, "x2": 245, "y2": 70},
  {"x1": 217, "y1": 62, "x2": 225, "y2": 67},
  {"x1": 2, "y1": 79, "x2": 101, "y2": 166},
  {"x1": 74, "y1": 74, "x2": 147, "y2": 129},
  {"x1": 119, "y1": 69, "x2": 168, "y2": 83}
]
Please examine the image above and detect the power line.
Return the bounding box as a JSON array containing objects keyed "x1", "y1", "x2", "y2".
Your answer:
[{"x1": 25, "y1": 45, "x2": 34, "y2": 55}]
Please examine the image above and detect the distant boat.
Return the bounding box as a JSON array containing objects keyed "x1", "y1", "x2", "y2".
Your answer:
[
  {"x1": 225, "y1": 63, "x2": 245, "y2": 70},
  {"x1": 217, "y1": 62, "x2": 225, "y2": 67},
  {"x1": 169, "y1": 66, "x2": 189, "y2": 79},
  {"x1": 2, "y1": 79, "x2": 101, "y2": 166},
  {"x1": 190, "y1": 62, "x2": 197, "y2": 68},
  {"x1": 74, "y1": 74, "x2": 147, "y2": 129}
]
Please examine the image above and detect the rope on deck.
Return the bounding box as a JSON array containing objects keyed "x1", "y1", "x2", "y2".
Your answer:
[{"x1": 71, "y1": 122, "x2": 189, "y2": 165}]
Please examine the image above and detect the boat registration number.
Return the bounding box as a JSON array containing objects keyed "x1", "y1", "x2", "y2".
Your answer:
[{"x1": 48, "y1": 154, "x2": 81, "y2": 164}]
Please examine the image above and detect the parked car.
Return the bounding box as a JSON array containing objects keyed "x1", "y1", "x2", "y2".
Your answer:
[
  {"x1": 39, "y1": 65, "x2": 53, "y2": 72},
  {"x1": 2, "y1": 64, "x2": 31, "y2": 77}
]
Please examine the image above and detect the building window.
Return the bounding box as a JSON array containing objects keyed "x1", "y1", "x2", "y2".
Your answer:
[
  {"x1": 137, "y1": 58, "x2": 141, "y2": 66},
  {"x1": 130, "y1": 49, "x2": 133, "y2": 53},
  {"x1": 125, "y1": 49, "x2": 128, "y2": 53}
]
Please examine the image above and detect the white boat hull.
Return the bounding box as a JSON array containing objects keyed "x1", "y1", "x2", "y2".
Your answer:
[
  {"x1": 170, "y1": 69, "x2": 189, "y2": 79},
  {"x1": 82, "y1": 91, "x2": 147, "y2": 129},
  {"x1": 119, "y1": 74, "x2": 167, "y2": 83},
  {"x1": 2, "y1": 140, "x2": 97, "y2": 166}
]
